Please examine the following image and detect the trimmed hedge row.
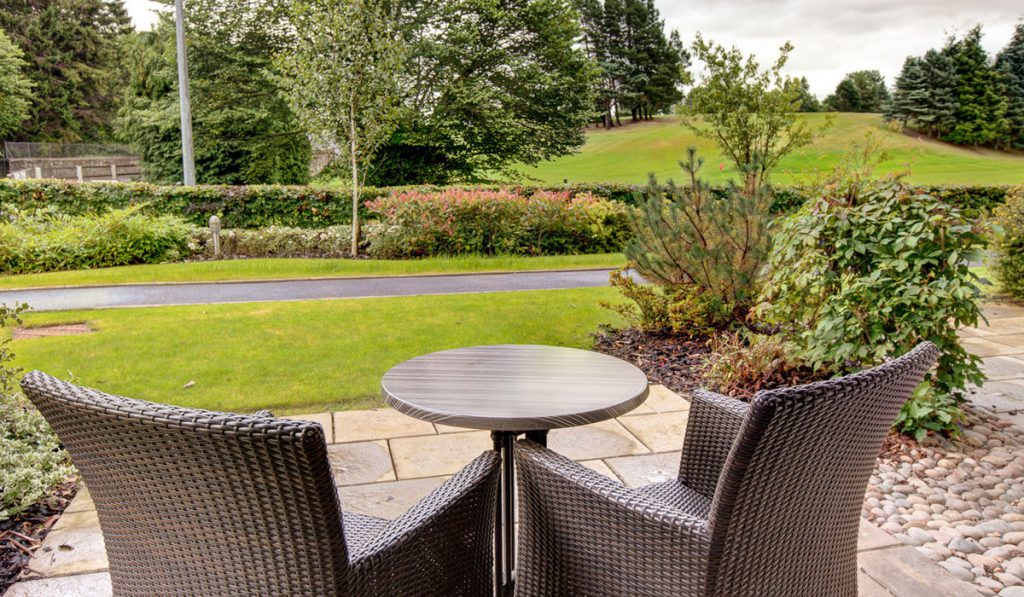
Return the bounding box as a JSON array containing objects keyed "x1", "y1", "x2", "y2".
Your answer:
[{"x1": 0, "y1": 179, "x2": 1012, "y2": 229}]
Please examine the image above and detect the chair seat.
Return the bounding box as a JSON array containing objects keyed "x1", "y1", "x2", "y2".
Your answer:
[
  {"x1": 343, "y1": 511, "x2": 390, "y2": 552},
  {"x1": 637, "y1": 480, "x2": 712, "y2": 519}
]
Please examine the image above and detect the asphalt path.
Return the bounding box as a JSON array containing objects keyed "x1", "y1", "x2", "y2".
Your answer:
[{"x1": 0, "y1": 268, "x2": 617, "y2": 311}]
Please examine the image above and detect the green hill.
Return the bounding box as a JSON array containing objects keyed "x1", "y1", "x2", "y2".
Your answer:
[{"x1": 518, "y1": 113, "x2": 1024, "y2": 186}]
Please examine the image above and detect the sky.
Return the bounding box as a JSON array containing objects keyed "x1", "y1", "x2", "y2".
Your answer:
[{"x1": 123, "y1": 0, "x2": 1021, "y2": 98}]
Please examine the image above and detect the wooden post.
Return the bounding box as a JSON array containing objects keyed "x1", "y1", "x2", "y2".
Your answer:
[
  {"x1": 111, "y1": 164, "x2": 118, "y2": 181},
  {"x1": 76, "y1": 165, "x2": 83, "y2": 182}
]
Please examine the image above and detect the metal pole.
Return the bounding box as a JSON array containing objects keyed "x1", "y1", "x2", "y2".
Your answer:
[{"x1": 174, "y1": 0, "x2": 196, "y2": 185}]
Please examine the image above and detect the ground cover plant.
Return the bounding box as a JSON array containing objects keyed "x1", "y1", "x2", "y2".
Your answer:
[
  {"x1": 994, "y1": 186, "x2": 1024, "y2": 299},
  {"x1": 7, "y1": 287, "x2": 621, "y2": 414}
]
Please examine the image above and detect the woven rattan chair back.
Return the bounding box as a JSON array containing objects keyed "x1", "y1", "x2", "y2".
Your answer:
[
  {"x1": 21, "y1": 371, "x2": 350, "y2": 596},
  {"x1": 705, "y1": 342, "x2": 939, "y2": 596}
]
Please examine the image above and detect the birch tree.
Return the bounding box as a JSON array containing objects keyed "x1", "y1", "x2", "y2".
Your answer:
[{"x1": 277, "y1": 0, "x2": 404, "y2": 256}]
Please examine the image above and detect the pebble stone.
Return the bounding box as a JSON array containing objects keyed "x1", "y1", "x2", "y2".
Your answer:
[{"x1": 865, "y1": 406, "x2": 1024, "y2": 595}]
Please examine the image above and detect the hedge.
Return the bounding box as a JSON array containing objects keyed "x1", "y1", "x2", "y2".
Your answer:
[{"x1": 0, "y1": 179, "x2": 1012, "y2": 229}]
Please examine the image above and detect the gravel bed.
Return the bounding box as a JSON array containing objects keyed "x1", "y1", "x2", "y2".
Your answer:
[{"x1": 865, "y1": 406, "x2": 1024, "y2": 596}]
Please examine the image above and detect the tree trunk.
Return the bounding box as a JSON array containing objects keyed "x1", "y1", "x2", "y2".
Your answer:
[{"x1": 349, "y1": 94, "x2": 360, "y2": 257}]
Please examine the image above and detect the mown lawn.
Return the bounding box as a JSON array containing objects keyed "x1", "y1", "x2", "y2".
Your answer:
[
  {"x1": 7, "y1": 287, "x2": 622, "y2": 415},
  {"x1": 0, "y1": 253, "x2": 625, "y2": 290},
  {"x1": 517, "y1": 113, "x2": 1024, "y2": 186}
]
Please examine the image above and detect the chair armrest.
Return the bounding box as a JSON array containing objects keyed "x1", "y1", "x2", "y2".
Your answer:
[
  {"x1": 678, "y1": 389, "x2": 749, "y2": 499},
  {"x1": 514, "y1": 439, "x2": 710, "y2": 596},
  {"x1": 346, "y1": 450, "x2": 499, "y2": 594}
]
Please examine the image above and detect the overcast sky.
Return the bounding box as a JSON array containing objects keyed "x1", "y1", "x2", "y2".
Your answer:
[{"x1": 123, "y1": 0, "x2": 1021, "y2": 98}]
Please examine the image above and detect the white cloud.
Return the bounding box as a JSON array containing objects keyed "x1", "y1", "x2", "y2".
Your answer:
[
  {"x1": 656, "y1": 0, "x2": 1022, "y2": 97},
  {"x1": 123, "y1": 0, "x2": 165, "y2": 32}
]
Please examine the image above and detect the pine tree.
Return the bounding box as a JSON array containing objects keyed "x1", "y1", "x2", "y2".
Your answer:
[
  {"x1": 920, "y1": 48, "x2": 958, "y2": 138},
  {"x1": 825, "y1": 70, "x2": 889, "y2": 112},
  {"x1": 996, "y1": 23, "x2": 1024, "y2": 149},
  {"x1": 945, "y1": 26, "x2": 1008, "y2": 147},
  {"x1": 0, "y1": 0, "x2": 131, "y2": 142},
  {"x1": 0, "y1": 28, "x2": 34, "y2": 140},
  {"x1": 887, "y1": 57, "x2": 927, "y2": 125},
  {"x1": 786, "y1": 76, "x2": 821, "y2": 112}
]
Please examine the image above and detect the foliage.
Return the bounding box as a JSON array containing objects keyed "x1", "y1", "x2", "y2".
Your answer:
[
  {"x1": 994, "y1": 186, "x2": 1024, "y2": 299},
  {"x1": 0, "y1": 206, "x2": 191, "y2": 274},
  {"x1": 278, "y1": 0, "x2": 405, "y2": 255},
  {"x1": 576, "y1": 0, "x2": 690, "y2": 128},
  {"x1": 0, "y1": 29, "x2": 34, "y2": 140},
  {"x1": 601, "y1": 267, "x2": 672, "y2": 331},
  {"x1": 190, "y1": 225, "x2": 356, "y2": 259},
  {"x1": 0, "y1": 303, "x2": 74, "y2": 521},
  {"x1": 681, "y1": 34, "x2": 823, "y2": 191},
  {"x1": 625, "y1": 148, "x2": 773, "y2": 318},
  {"x1": 889, "y1": 25, "x2": 1016, "y2": 149},
  {"x1": 996, "y1": 24, "x2": 1024, "y2": 149},
  {"x1": 757, "y1": 170, "x2": 988, "y2": 437},
  {"x1": 369, "y1": 0, "x2": 597, "y2": 185},
  {"x1": 700, "y1": 331, "x2": 820, "y2": 400},
  {"x1": 893, "y1": 385, "x2": 963, "y2": 441},
  {"x1": 364, "y1": 188, "x2": 631, "y2": 257},
  {"x1": 117, "y1": 7, "x2": 311, "y2": 185},
  {"x1": 0, "y1": 179, "x2": 1013, "y2": 230},
  {"x1": 824, "y1": 70, "x2": 890, "y2": 112},
  {"x1": 785, "y1": 76, "x2": 821, "y2": 112},
  {"x1": 0, "y1": 0, "x2": 131, "y2": 142}
]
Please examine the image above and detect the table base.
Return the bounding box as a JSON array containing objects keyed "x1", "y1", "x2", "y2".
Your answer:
[{"x1": 491, "y1": 429, "x2": 547, "y2": 597}]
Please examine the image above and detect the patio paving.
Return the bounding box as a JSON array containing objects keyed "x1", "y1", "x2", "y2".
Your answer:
[
  {"x1": 12, "y1": 301, "x2": 1024, "y2": 596},
  {"x1": 6, "y1": 379, "x2": 985, "y2": 596}
]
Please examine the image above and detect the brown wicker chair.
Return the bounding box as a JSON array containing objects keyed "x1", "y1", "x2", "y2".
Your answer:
[
  {"x1": 513, "y1": 342, "x2": 939, "y2": 597},
  {"x1": 22, "y1": 371, "x2": 500, "y2": 597}
]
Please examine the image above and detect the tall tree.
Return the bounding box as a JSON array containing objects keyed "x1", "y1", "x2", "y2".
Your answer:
[
  {"x1": 278, "y1": 0, "x2": 404, "y2": 255},
  {"x1": 824, "y1": 70, "x2": 890, "y2": 112},
  {"x1": 786, "y1": 76, "x2": 821, "y2": 112},
  {"x1": 117, "y1": 1, "x2": 312, "y2": 184},
  {"x1": 682, "y1": 35, "x2": 821, "y2": 192},
  {"x1": 996, "y1": 23, "x2": 1024, "y2": 149},
  {"x1": 918, "y1": 48, "x2": 958, "y2": 138},
  {"x1": 0, "y1": 29, "x2": 34, "y2": 140},
  {"x1": 366, "y1": 0, "x2": 597, "y2": 184},
  {"x1": 945, "y1": 26, "x2": 1008, "y2": 147},
  {"x1": 0, "y1": 0, "x2": 131, "y2": 142}
]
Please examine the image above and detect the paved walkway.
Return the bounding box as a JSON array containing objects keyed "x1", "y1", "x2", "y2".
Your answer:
[
  {"x1": 5, "y1": 383, "x2": 985, "y2": 596},
  {"x1": 0, "y1": 269, "x2": 615, "y2": 311}
]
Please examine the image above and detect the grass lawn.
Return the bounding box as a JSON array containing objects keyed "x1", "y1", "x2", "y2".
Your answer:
[
  {"x1": 0, "y1": 253, "x2": 625, "y2": 290},
  {"x1": 7, "y1": 287, "x2": 622, "y2": 415},
  {"x1": 517, "y1": 113, "x2": 1024, "y2": 186}
]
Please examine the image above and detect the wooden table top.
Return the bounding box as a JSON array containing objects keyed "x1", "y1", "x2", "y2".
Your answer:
[{"x1": 381, "y1": 344, "x2": 650, "y2": 431}]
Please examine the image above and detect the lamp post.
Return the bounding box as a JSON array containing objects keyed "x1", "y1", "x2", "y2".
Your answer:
[{"x1": 174, "y1": 0, "x2": 196, "y2": 185}]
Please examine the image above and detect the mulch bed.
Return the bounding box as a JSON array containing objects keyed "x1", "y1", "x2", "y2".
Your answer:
[
  {"x1": 592, "y1": 326, "x2": 711, "y2": 395},
  {"x1": 0, "y1": 480, "x2": 78, "y2": 592}
]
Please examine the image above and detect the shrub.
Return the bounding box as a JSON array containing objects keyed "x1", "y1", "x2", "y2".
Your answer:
[
  {"x1": 0, "y1": 207, "x2": 191, "y2": 275},
  {"x1": 364, "y1": 188, "x2": 632, "y2": 257},
  {"x1": 994, "y1": 185, "x2": 1024, "y2": 299},
  {"x1": 0, "y1": 179, "x2": 1010, "y2": 230},
  {"x1": 190, "y1": 225, "x2": 356, "y2": 259},
  {"x1": 601, "y1": 268, "x2": 730, "y2": 338},
  {"x1": 700, "y1": 331, "x2": 822, "y2": 399},
  {"x1": 625, "y1": 148, "x2": 773, "y2": 319},
  {"x1": 0, "y1": 303, "x2": 74, "y2": 521},
  {"x1": 757, "y1": 173, "x2": 988, "y2": 439}
]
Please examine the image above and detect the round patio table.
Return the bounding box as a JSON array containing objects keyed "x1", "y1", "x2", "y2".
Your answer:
[{"x1": 381, "y1": 344, "x2": 649, "y2": 596}]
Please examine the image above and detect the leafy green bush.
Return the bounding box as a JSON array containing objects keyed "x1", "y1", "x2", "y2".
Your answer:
[
  {"x1": 364, "y1": 188, "x2": 632, "y2": 257},
  {"x1": 0, "y1": 304, "x2": 74, "y2": 521},
  {"x1": 994, "y1": 185, "x2": 1024, "y2": 299},
  {"x1": 757, "y1": 174, "x2": 988, "y2": 439},
  {"x1": 625, "y1": 148, "x2": 773, "y2": 319},
  {"x1": 0, "y1": 179, "x2": 1008, "y2": 230},
  {"x1": 190, "y1": 225, "x2": 356, "y2": 259},
  {"x1": 0, "y1": 206, "x2": 191, "y2": 274}
]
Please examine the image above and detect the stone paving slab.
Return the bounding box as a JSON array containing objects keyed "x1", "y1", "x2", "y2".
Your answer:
[
  {"x1": 4, "y1": 573, "x2": 112, "y2": 597},
  {"x1": 334, "y1": 408, "x2": 435, "y2": 443},
  {"x1": 971, "y1": 379, "x2": 1024, "y2": 412},
  {"x1": 546, "y1": 419, "x2": 648, "y2": 460},
  {"x1": 982, "y1": 356, "x2": 1024, "y2": 381},
  {"x1": 643, "y1": 383, "x2": 691, "y2": 412},
  {"x1": 389, "y1": 430, "x2": 492, "y2": 478},
  {"x1": 604, "y1": 451, "x2": 682, "y2": 488},
  {"x1": 337, "y1": 477, "x2": 446, "y2": 519},
  {"x1": 618, "y1": 410, "x2": 689, "y2": 453},
  {"x1": 859, "y1": 545, "x2": 983, "y2": 596},
  {"x1": 27, "y1": 525, "x2": 108, "y2": 578},
  {"x1": 282, "y1": 412, "x2": 334, "y2": 443},
  {"x1": 327, "y1": 441, "x2": 395, "y2": 485}
]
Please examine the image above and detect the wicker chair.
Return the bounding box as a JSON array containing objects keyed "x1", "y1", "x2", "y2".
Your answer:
[
  {"x1": 513, "y1": 342, "x2": 939, "y2": 597},
  {"x1": 22, "y1": 371, "x2": 500, "y2": 597}
]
